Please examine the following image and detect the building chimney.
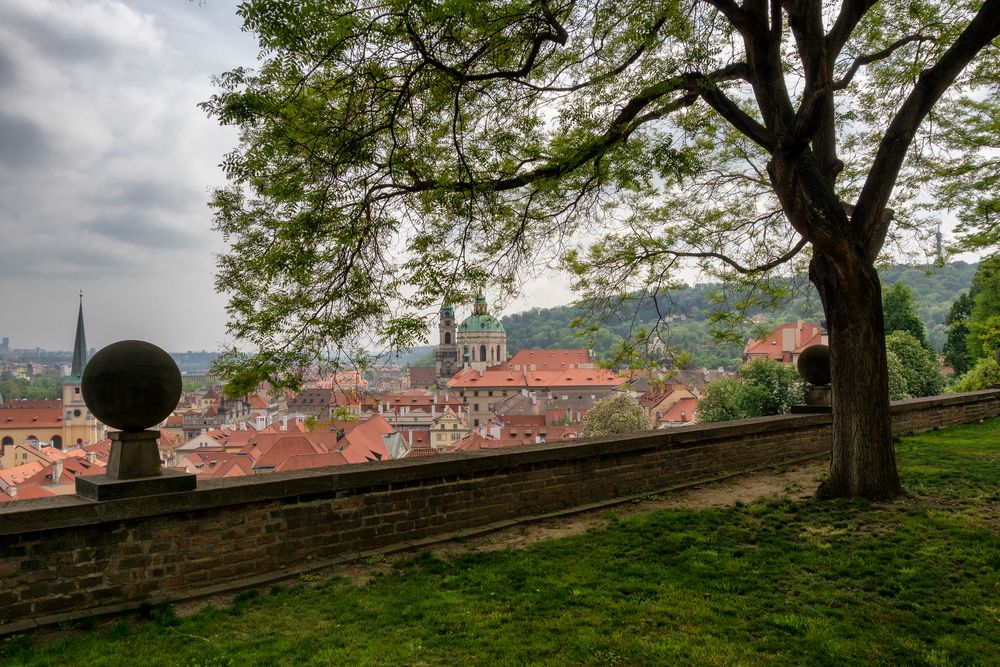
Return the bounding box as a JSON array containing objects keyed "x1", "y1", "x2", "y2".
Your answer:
[
  {"x1": 86, "y1": 450, "x2": 96, "y2": 464},
  {"x1": 8, "y1": 486, "x2": 16, "y2": 499},
  {"x1": 52, "y1": 460, "x2": 64, "y2": 485}
]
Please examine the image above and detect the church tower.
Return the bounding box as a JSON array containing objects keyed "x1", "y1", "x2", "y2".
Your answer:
[
  {"x1": 434, "y1": 301, "x2": 460, "y2": 383},
  {"x1": 62, "y1": 293, "x2": 103, "y2": 447},
  {"x1": 457, "y1": 293, "x2": 507, "y2": 373}
]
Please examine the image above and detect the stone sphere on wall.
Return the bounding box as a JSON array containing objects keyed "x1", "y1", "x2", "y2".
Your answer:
[
  {"x1": 797, "y1": 344, "x2": 831, "y2": 386},
  {"x1": 82, "y1": 340, "x2": 182, "y2": 431}
]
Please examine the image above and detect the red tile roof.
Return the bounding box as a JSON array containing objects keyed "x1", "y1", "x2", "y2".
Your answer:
[
  {"x1": 0, "y1": 399, "x2": 62, "y2": 409},
  {"x1": 398, "y1": 429, "x2": 430, "y2": 448},
  {"x1": 744, "y1": 322, "x2": 825, "y2": 361},
  {"x1": 5, "y1": 484, "x2": 55, "y2": 500},
  {"x1": 660, "y1": 397, "x2": 700, "y2": 424},
  {"x1": 0, "y1": 461, "x2": 45, "y2": 487},
  {"x1": 447, "y1": 367, "x2": 624, "y2": 390},
  {"x1": 274, "y1": 452, "x2": 350, "y2": 472},
  {"x1": 0, "y1": 407, "x2": 63, "y2": 429},
  {"x1": 502, "y1": 349, "x2": 593, "y2": 370}
]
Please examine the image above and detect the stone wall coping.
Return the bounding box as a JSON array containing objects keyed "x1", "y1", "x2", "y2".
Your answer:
[{"x1": 0, "y1": 390, "x2": 994, "y2": 538}]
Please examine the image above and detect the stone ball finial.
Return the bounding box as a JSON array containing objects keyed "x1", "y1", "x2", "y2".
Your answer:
[
  {"x1": 797, "y1": 344, "x2": 831, "y2": 386},
  {"x1": 82, "y1": 340, "x2": 182, "y2": 431}
]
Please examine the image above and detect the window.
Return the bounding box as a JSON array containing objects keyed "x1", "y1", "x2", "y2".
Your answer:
[
  {"x1": 74, "y1": 387, "x2": 80, "y2": 394},
  {"x1": 445, "y1": 331, "x2": 452, "y2": 344},
  {"x1": 473, "y1": 391, "x2": 479, "y2": 396},
  {"x1": 488, "y1": 391, "x2": 493, "y2": 396},
  {"x1": 474, "y1": 419, "x2": 479, "y2": 426},
  {"x1": 496, "y1": 344, "x2": 501, "y2": 361},
  {"x1": 480, "y1": 344, "x2": 487, "y2": 361},
  {"x1": 474, "y1": 403, "x2": 479, "y2": 411}
]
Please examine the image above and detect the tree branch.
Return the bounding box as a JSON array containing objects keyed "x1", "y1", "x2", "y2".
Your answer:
[
  {"x1": 399, "y1": 65, "x2": 751, "y2": 195},
  {"x1": 645, "y1": 237, "x2": 807, "y2": 275},
  {"x1": 825, "y1": 0, "x2": 879, "y2": 59},
  {"x1": 833, "y1": 34, "x2": 937, "y2": 90},
  {"x1": 854, "y1": 0, "x2": 1000, "y2": 261}
]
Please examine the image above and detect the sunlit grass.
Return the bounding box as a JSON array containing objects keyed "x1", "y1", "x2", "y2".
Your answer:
[{"x1": 4, "y1": 419, "x2": 999, "y2": 666}]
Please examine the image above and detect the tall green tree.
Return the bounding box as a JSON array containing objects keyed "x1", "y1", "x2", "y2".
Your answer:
[
  {"x1": 882, "y1": 283, "x2": 930, "y2": 350},
  {"x1": 885, "y1": 331, "x2": 947, "y2": 398},
  {"x1": 966, "y1": 257, "x2": 1000, "y2": 361},
  {"x1": 942, "y1": 290, "x2": 974, "y2": 376},
  {"x1": 583, "y1": 394, "x2": 650, "y2": 436},
  {"x1": 697, "y1": 357, "x2": 804, "y2": 423},
  {"x1": 205, "y1": 1, "x2": 1000, "y2": 499}
]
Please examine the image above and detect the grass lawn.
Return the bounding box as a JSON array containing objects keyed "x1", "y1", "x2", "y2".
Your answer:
[{"x1": 4, "y1": 419, "x2": 999, "y2": 666}]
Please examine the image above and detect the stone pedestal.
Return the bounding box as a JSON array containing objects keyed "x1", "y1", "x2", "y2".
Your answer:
[
  {"x1": 791, "y1": 384, "x2": 832, "y2": 414},
  {"x1": 107, "y1": 430, "x2": 162, "y2": 479},
  {"x1": 75, "y1": 430, "x2": 195, "y2": 500}
]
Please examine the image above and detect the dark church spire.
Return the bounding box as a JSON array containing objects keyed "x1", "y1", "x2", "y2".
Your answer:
[{"x1": 71, "y1": 291, "x2": 87, "y2": 379}]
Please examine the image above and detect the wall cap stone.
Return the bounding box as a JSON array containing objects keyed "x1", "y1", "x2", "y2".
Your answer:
[{"x1": 0, "y1": 390, "x2": 995, "y2": 538}]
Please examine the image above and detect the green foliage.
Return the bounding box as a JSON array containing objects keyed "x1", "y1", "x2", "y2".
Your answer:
[
  {"x1": 495, "y1": 262, "x2": 978, "y2": 370},
  {"x1": 737, "y1": 358, "x2": 807, "y2": 415},
  {"x1": 926, "y1": 90, "x2": 1000, "y2": 253},
  {"x1": 697, "y1": 358, "x2": 805, "y2": 423},
  {"x1": 942, "y1": 291, "x2": 974, "y2": 376},
  {"x1": 204, "y1": 0, "x2": 997, "y2": 396},
  {"x1": 0, "y1": 372, "x2": 61, "y2": 401},
  {"x1": 885, "y1": 350, "x2": 911, "y2": 401},
  {"x1": 965, "y1": 257, "x2": 1000, "y2": 361},
  {"x1": 950, "y1": 356, "x2": 1000, "y2": 392},
  {"x1": 885, "y1": 331, "x2": 947, "y2": 398},
  {"x1": 582, "y1": 394, "x2": 649, "y2": 437},
  {"x1": 882, "y1": 283, "x2": 930, "y2": 350},
  {"x1": 8, "y1": 419, "x2": 1000, "y2": 666},
  {"x1": 696, "y1": 378, "x2": 760, "y2": 423}
]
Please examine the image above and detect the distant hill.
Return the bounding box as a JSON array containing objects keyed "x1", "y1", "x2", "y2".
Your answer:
[
  {"x1": 169, "y1": 351, "x2": 220, "y2": 374},
  {"x1": 498, "y1": 261, "x2": 979, "y2": 367}
]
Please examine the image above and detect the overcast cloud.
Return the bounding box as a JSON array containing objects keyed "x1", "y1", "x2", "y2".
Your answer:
[
  {"x1": 0, "y1": 0, "x2": 258, "y2": 352},
  {"x1": 0, "y1": 1, "x2": 577, "y2": 355}
]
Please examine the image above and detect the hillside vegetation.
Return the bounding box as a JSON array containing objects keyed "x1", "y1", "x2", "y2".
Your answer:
[{"x1": 499, "y1": 262, "x2": 978, "y2": 369}]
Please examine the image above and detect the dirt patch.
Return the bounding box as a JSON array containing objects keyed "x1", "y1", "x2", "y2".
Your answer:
[
  {"x1": 173, "y1": 460, "x2": 827, "y2": 615},
  {"x1": 427, "y1": 460, "x2": 826, "y2": 559}
]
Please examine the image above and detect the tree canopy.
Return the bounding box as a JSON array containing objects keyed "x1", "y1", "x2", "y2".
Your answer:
[
  {"x1": 942, "y1": 290, "x2": 974, "y2": 376},
  {"x1": 965, "y1": 257, "x2": 1000, "y2": 362},
  {"x1": 882, "y1": 283, "x2": 929, "y2": 349},
  {"x1": 582, "y1": 393, "x2": 650, "y2": 436},
  {"x1": 885, "y1": 330, "x2": 947, "y2": 398},
  {"x1": 697, "y1": 357, "x2": 804, "y2": 422},
  {"x1": 206, "y1": 0, "x2": 1000, "y2": 498}
]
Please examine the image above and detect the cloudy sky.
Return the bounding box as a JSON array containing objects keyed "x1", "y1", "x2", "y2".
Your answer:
[
  {"x1": 0, "y1": 0, "x2": 576, "y2": 354},
  {"x1": 0, "y1": 0, "x2": 261, "y2": 353}
]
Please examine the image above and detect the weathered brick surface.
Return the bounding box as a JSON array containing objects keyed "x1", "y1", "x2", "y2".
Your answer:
[{"x1": 1, "y1": 390, "x2": 998, "y2": 631}]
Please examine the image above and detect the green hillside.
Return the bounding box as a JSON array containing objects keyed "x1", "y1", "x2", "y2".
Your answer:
[{"x1": 500, "y1": 262, "x2": 979, "y2": 369}]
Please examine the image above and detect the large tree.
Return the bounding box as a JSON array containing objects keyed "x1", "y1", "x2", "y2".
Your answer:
[{"x1": 204, "y1": 0, "x2": 1000, "y2": 500}]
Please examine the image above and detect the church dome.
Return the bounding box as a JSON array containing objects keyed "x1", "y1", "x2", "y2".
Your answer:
[{"x1": 458, "y1": 293, "x2": 505, "y2": 332}]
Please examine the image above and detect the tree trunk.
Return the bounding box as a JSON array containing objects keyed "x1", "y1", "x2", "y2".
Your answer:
[{"x1": 810, "y1": 251, "x2": 902, "y2": 500}]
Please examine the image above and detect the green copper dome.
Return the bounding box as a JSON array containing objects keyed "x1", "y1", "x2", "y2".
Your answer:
[
  {"x1": 458, "y1": 293, "x2": 505, "y2": 332},
  {"x1": 458, "y1": 314, "x2": 505, "y2": 332}
]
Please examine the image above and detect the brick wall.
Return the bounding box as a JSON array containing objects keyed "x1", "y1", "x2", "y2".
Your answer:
[{"x1": 2, "y1": 390, "x2": 998, "y2": 634}]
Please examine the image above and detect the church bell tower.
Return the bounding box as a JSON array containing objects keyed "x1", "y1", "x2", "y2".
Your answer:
[
  {"x1": 434, "y1": 301, "x2": 459, "y2": 383},
  {"x1": 62, "y1": 292, "x2": 103, "y2": 447}
]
